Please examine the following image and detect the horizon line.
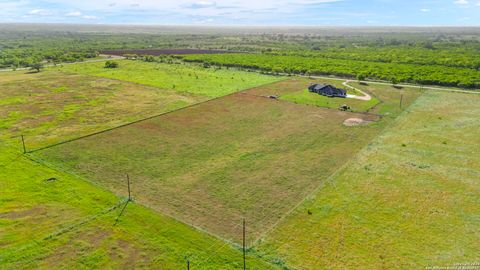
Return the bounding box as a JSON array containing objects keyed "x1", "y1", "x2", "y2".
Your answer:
[{"x1": 1, "y1": 22, "x2": 480, "y2": 28}]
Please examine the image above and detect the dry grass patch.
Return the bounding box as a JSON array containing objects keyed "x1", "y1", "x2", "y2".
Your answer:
[
  {"x1": 37, "y1": 91, "x2": 384, "y2": 244},
  {"x1": 0, "y1": 70, "x2": 207, "y2": 149}
]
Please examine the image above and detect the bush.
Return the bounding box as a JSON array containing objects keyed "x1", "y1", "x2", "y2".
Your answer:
[
  {"x1": 29, "y1": 62, "x2": 44, "y2": 72},
  {"x1": 104, "y1": 60, "x2": 119, "y2": 68}
]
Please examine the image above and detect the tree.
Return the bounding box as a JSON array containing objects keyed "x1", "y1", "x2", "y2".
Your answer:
[
  {"x1": 144, "y1": 55, "x2": 155, "y2": 62},
  {"x1": 29, "y1": 63, "x2": 44, "y2": 73},
  {"x1": 104, "y1": 60, "x2": 119, "y2": 68},
  {"x1": 356, "y1": 73, "x2": 366, "y2": 81},
  {"x1": 390, "y1": 77, "x2": 398, "y2": 85}
]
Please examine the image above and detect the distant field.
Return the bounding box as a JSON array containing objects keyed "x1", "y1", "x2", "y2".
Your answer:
[
  {"x1": 55, "y1": 60, "x2": 283, "y2": 97},
  {"x1": 0, "y1": 70, "x2": 207, "y2": 150},
  {"x1": 0, "y1": 143, "x2": 277, "y2": 269},
  {"x1": 36, "y1": 89, "x2": 387, "y2": 244},
  {"x1": 257, "y1": 91, "x2": 480, "y2": 269}
]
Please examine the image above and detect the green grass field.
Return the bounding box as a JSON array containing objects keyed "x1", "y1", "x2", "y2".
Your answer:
[
  {"x1": 35, "y1": 89, "x2": 386, "y2": 245},
  {"x1": 242, "y1": 77, "x2": 420, "y2": 114},
  {"x1": 2, "y1": 57, "x2": 477, "y2": 269},
  {"x1": 55, "y1": 60, "x2": 284, "y2": 97},
  {"x1": 256, "y1": 90, "x2": 480, "y2": 269},
  {"x1": 280, "y1": 88, "x2": 379, "y2": 112},
  {"x1": 348, "y1": 82, "x2": 423, "y2": 116},
  {"x1": 0, "y1": 142, "x2": 278, "y2": 269},
  {"x1": 244, "y1": 77, "x2": 379, "y2": 112},
  {"x1": 0, "y1": 70, "x2": 208, "y2": 149}
]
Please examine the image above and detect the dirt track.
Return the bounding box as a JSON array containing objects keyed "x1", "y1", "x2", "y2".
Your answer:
[{"x1": 343, "y1": 80, "x2": 372, "y2": 101}]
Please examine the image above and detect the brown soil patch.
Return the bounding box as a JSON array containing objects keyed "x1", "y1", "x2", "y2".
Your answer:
[
  {"x1": 343, "y1": 117, "x2": 373, "y2": 126},
  {"x1": 0, "y1": 206, "x2": 46, "y2": 219}
]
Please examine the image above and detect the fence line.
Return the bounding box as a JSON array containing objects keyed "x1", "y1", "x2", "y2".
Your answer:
[
  {"x1": 251, "y1": 89, "x2": 428, "y2": 246},
  {"x1": 27, "y1": 79, "x2": 287, "y2": 154}
]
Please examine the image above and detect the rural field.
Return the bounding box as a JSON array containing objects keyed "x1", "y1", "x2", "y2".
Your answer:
[
  {"x1": 1, "y1": 24, "x2": 479, "y2": 269},
  {"x1": 0, "y1": 70, "x2": 207, "y2": 149},
  {"x1": 35, "y1": 88, "x2": 384, "y2": 244},
  {"x1": 55, "y1": 60, "x2": 283, "y2": 97},
  {"x1": 0, "y1": 142, "x2": 277, "y2": 269},
  {"x1": 256, "y1": 90, "x2": 480, "y2": 269}
]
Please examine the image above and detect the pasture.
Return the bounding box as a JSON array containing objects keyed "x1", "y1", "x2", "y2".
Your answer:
[
  {"x1": 0, "y1": 142, "x2": 277, "y2": 269},
  {"x1": 0, "y1": 70, "x2": 207, "y2": 149},
  {"x1": 257, "y1": 90, "x2": 480, "y2": 269},
  {"x1": 55, "y1": 60, "x2": 284, "y2": 97},
  {"x1": 36, "y1": 89, "x2": 385, "y2": 244},
  {"x1": 2, "y1": 26, "x2": 480, "y2": 269}
]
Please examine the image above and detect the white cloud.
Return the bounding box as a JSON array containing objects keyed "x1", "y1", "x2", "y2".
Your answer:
[
  {"x1": 454, "y1": 0, "x2": 468, "y2": 5},
  {"x1": 184, "y1": 1, "x2": 217, "y2": 9},
  {"x1": 66, "y1": 11, "x2": 98, "y2": 20},
  {"x1": 27, "y1": 9, "x2": 54, "y2": 16},
  {"x1": 66, "y1": 11, "x2": 82, "y2": 17},
  {"x1": 82, "y1": 15, "x2": 99, "y2": 20},
  {"x1": 34, "y1": 0, "x2": 342, "y2": 12},
  {"x1": 420, "y1": 8, "x2": 430, "y2": 12}
]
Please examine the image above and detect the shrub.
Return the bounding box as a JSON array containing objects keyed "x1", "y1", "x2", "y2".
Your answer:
[{"x1": 104, "y1": 60, "x2": 119, "y2": 68}]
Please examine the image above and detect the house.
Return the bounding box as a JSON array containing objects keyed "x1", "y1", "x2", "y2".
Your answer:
[{"x1": 308, "y1": 84, "x2": 347, "y2": 98}]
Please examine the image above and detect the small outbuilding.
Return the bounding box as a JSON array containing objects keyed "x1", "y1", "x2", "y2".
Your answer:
[{"x1": 308, "y1": 84, "x2": 347, "y2": 98}]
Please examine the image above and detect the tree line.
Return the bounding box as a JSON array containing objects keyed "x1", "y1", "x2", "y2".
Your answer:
[{"x1": 183, "y1": 54, "x2": 480, "y2": 88}]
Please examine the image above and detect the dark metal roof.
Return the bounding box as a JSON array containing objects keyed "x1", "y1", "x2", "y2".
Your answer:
[
  {"x1": 311, "y1": 84, "x2": 328, "y2": 90},
  {"x1": 309, "y1": 83, "x2": 347, "y2": 97}
]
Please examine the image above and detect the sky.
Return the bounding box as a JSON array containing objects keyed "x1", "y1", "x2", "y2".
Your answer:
[{"x1": 0, "y1": 0, "x2": 479, "y2": 26}]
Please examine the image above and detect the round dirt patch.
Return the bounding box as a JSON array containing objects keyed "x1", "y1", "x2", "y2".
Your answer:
[{"x1": 343, "y1": 118, "x2": 372, "y2": 126}]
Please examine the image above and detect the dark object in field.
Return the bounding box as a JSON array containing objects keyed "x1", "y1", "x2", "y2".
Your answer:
[
  {"x1": 104, "y1": 60, "x2": 119, "y2": 68},
  {"x1": 339, "y1": 104, "x2": 351, "y2": 111},
  {"x1": 308, "y1": 83, "x2": 347, "y2": 98},
  {"x1": 267, "y1": 95, "x2": 279, "y2": 100},
  {"x1": 44, "y1": 177, "x2": 57, "y2": 182},
  {"x1": 101, "y1": 49, "x2": 235, "y2": 56},
  {"x1": 393, "y1": 85, "x2": 403, "y2": 89}
]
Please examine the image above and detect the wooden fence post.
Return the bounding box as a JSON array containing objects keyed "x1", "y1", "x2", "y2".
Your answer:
[
  {"x1": 243, "y1": 219, "x2": 246, "y2": 270},
  {"x1": 127, "y1": 174, "x2": 131, "y2": 201},
  {"x1": 21, "y1": 135, "x2": 26, "y2": 154}
]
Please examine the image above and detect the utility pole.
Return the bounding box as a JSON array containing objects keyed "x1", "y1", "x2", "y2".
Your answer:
[
  {"x1": 187, "y1": 260, "x2": 190, "y2": 270},
  {"x1": 243, "y1": 219, "x2": 246, "y2": 270},
  {"x1": 21, "y1": 135, "x2": 26, "y2": 154},
  {"x1": 399, "y1": 94, "x2": 404, "y2": 109},
  {"x1": 127, "y1": 174, "x2": 131, "y2": 201}
]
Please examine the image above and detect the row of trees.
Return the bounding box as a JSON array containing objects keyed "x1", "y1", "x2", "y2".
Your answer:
[
  {"x1": 0, "y1": 49, "x2": 98, "y2": 69},
  {"x1": 183, "y1": 54, "x2": 480, "y2": 88},
  {"x1": 281, "y1": 46, "x2": 480, "y2": 70}
]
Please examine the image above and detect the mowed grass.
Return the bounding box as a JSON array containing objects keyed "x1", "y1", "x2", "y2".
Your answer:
[
  {"x1": 244, "y1": 77, "x2": 399, "y2": 113},
  {"x1": 0, "y1": 143, "x2": 278, "y2": 269},
  {"x1": 348, "y1": 81, "x2": 423, "y2": 116},
  {"x1": 244, "y1": 77, "x2": 379, "y2": 112},
  {"x1": 0, "y1": 70, "x2": 208, "y2": 149},
  {"x1": 36, "y1": 90, "x2": 389, "y2": 245},
  {"x1": 257, "y1": 91, "x2": 480, "y2": 269},
  {"x1": 55, "y1": 60, "x2": 284, "y2": 97}
]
